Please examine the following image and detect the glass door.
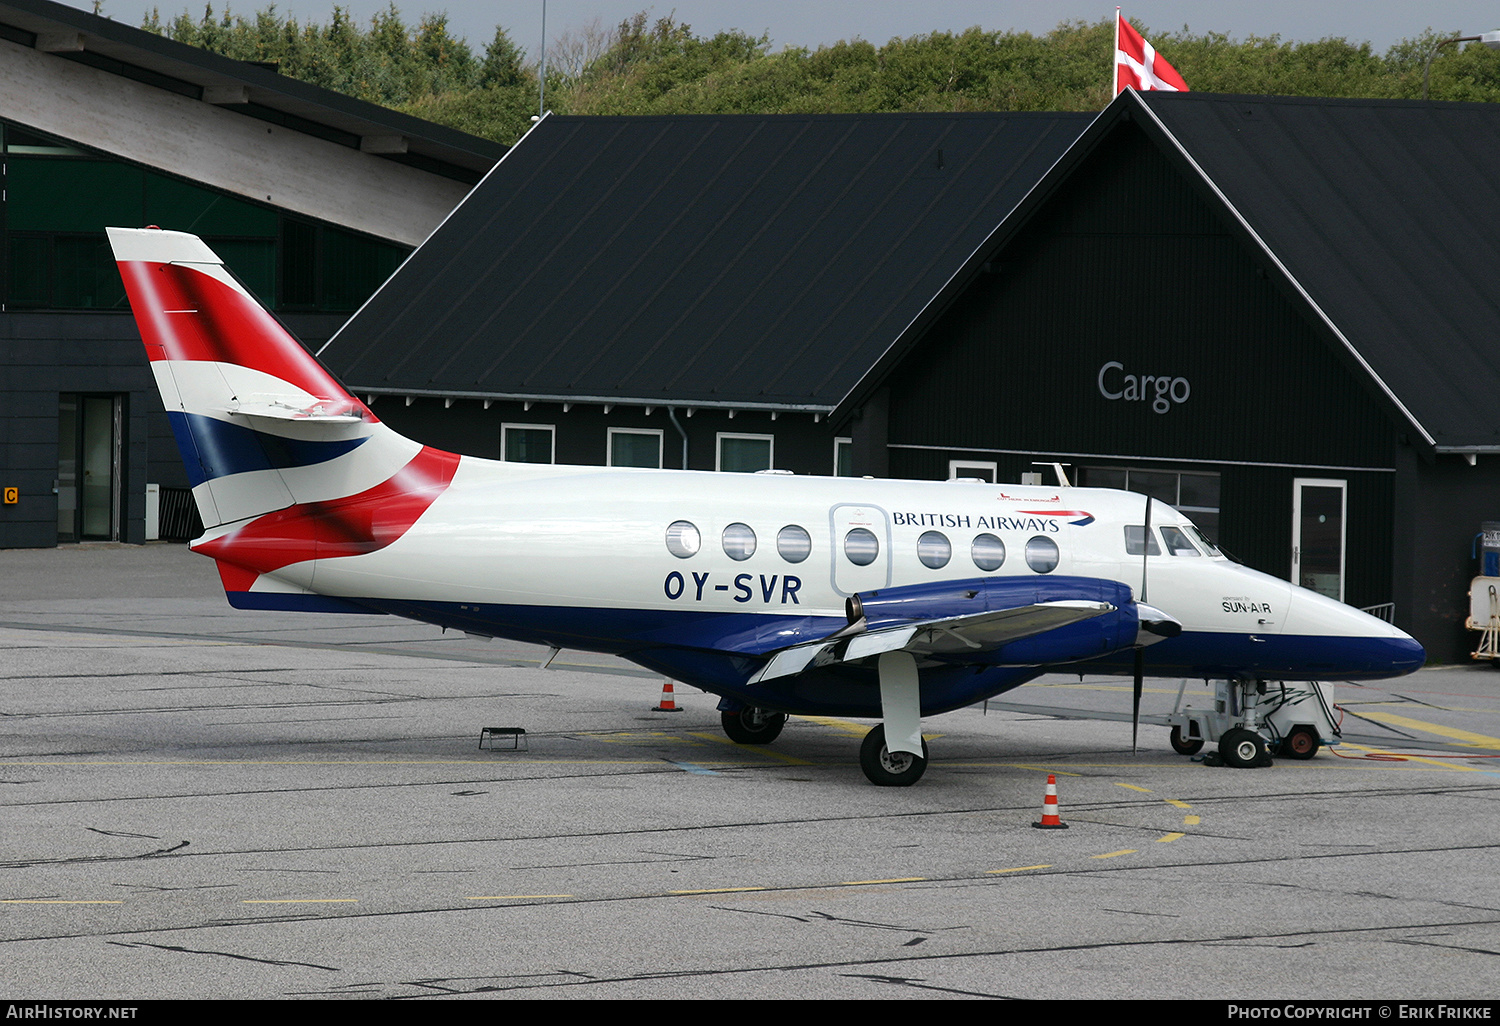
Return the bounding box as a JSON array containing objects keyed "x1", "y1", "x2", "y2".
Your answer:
[
  {"x1": 58, "y1": 393, "x2": 121, "y2": 541},
  {"x1": 1292, "y1": 478, "x2": 1346, "y2": 601}
]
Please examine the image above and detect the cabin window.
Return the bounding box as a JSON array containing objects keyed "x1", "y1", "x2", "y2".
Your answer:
[
  {"x1": 502, "y1": 424, "x2": 554, "y2": 463},
  {"x1": 777, "y1": 525, "x2": 812, "y2": 563},
  {"x1": 1025, "y1": 536, "x2": 1060, "y2": 573},
  {"x1": 844, "y1": 528, "x2": 879, "y2": 566},
  {"x1": 665, "y1": 521, "x2": 700, "y2": 558},
  {"x1": 1161, "y1": 526, "x2": 1201, "y2": 556},
  {"x1": 917, "y1": 531, "x2": 951, "y2": 569},
  {"x1": 1124, "y1": 526, "x2": 1162, "y2": 556},
  {"x1": 722, "y1": 523, "x2": 757, "y2": 561},
  {"x1": 608, "y1": 428, "x2": 663, "y2": 468},
  {"x1": 971, "y1": 534, "x2": 1006, "y2": 571}
]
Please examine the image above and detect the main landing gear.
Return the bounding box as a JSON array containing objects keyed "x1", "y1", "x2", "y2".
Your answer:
[
  {"x1": 718, "y1": 651, "x2": 931, "y2": 787},
  {"x1": 859, "y1": 724, "x2": 929, "y2": 786},
  {"x1": 720, "y1": 706, "x2": 787, "y2": 744}
]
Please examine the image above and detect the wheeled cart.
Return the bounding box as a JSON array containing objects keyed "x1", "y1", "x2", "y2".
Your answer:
[{"x1": 1165, "y1": 678, "x2": 1340, "y2": 767}]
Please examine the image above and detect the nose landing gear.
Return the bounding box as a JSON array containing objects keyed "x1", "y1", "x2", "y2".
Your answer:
[{"x1": 1166, "y1": 678, "x2": 1338, "y2": 768}]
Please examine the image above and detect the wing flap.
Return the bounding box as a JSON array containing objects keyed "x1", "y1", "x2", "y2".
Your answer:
[{"x1": 750, "y1": 600, "x2": 1116, "y2": 683}]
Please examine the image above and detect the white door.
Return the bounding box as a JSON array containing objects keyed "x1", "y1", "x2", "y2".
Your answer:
[
  {"x1": 1292, "y1": 478, "x2": 1346, "y2": 602},
  {"x1": 829, "y1": 504, "x2": 891, "y2": 597}
]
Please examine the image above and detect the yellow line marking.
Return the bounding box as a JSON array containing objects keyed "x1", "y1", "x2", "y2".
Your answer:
[
  {"x1": 0, "y1": 900, "x2": 123, "y2": 904},
  {"x1": 1184, "y1": 815, "x2": 1201, "y2": 825},
  {"x1": 242, "y1": 899, "x2": 357, "y2": 904},
  {"x1": 840, "y1": 877, "x2": 927, "y2": 886},
  {"x1": 1165, "y1": 799, "x2": 1192, "y2": 809},
  {"x1": 1355, "y1": 712, "x2": 1500, "y2": 750},
  {"x1": 686, "y1": 733, "x2": 814, "y2": 765},
  {"x1": 467, "y1": 895, "x2": 574, "y2": 900},
  {"x1": 795, "y1": 715, "x2": 872, "y2": 737},
  {"x1": 1091, "y1": 849, "x2": 1138, "y2": 859},
  {"x1": 1156, "y1": 832, "x2": 1185, "y2": 843},
  {"x1": 1010, "y1": 765, "x2": 1085, "y2": 776},
  {"x1": 794, "y1": 716, "x2": 941, "y2": 742},
  {"x1": 1116, "y1": 783, "x2": 1152, "y2": 792},
  {"x1": 669, "y1": 887, "x2": 768, "y2": 895},
  {"x1": 986, "y1": 865, "x2": 1052, "y2": 874}
]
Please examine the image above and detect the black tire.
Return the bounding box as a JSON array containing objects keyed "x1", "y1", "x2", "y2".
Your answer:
[
  {"x1": 1219, "y1": 727, "x2": 1269, "y2": 769},
  {"x1": 1280, "y1": 726, "x2": 1320, "y2": 760},
  {"x1": 720, "y1": 707, "x2": 787, "y2": 745},
  {"x1": 1169, "y1": 726, "x2": 1205, "y2": 756},
  {"x1": 858, "y1": 724, "x2": 929, "y2": 786}
]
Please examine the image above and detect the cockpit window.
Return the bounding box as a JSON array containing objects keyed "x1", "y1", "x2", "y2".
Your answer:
[
  {"x1": 1161, "y1": 526, "x2": 1201, "y2": 556},
  {"x1": 1186, "y1": 524, "x2": 1222, "y2": 556},
  {"x1": 1124, "y1": 526, "x2": 1161, "y2": 556}
]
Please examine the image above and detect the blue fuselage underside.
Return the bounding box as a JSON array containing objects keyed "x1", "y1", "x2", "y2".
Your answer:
[{"x1": 226, "y1": 593, "x2": 1425, "y2": 718}]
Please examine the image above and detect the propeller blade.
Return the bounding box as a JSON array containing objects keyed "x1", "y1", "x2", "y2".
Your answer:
[
  {"x1": 1133, "y1": 646, "x2": 1144, "y2": 754},
  {"x1": 1133, "y1": 491, "x2": 1151, "y2": 754}
]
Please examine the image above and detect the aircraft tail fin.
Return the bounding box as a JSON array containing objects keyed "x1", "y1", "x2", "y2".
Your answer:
[
  {"x1": 110, "y1": 227, "x2": 458, "y2": 610},
  {"x1": 108, "y1": 226, "x2": 426, "y2": 532}
]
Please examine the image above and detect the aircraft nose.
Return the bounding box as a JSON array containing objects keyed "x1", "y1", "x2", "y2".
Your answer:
[
  {"x1": 1381, "y1": 633, "x2": 1427, "y2": 675},
  {"x1": 1283, "y1": 588, "x2": 1427, "y2": 678}
]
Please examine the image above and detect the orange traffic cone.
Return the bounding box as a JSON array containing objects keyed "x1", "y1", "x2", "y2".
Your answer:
[
  {"x1": 654, "y1": 679, "x2": 683, "y2": 712},
  {"x1": 1032, "y1": 773, "x2": 1069, "y2": 829}
]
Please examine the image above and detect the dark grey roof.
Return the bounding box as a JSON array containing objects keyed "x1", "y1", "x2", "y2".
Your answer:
[
  {"x1": 323, "y1": 111, "x2": 1091, "y2": 409},
  {"x1": 1135, "y1": 91, "x2": 1500, "y2": 452},
  {"x1": 0, "y1": 0, "x2": 504, "y2": 182},
  {"x1": 836, "y1": 90, "x2": 1500, "y2": 452}
]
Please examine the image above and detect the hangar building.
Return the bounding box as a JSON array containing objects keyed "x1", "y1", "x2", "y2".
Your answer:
[
  {"x1": 0, "y1": 0, "x2": 503, "y2": 549},
  {"x1": 327, "y1": 92, "x2": 1500, "y2": 664}
]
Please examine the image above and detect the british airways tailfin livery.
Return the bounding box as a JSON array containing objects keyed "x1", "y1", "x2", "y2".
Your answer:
[{"x1": 109, "y1": 227, "x2": 1424, "y2": 785}]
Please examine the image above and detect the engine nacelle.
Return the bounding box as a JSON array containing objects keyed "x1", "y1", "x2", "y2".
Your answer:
[{"x1": 850, "y1": 576, "x2": 1144, "y2": 666}]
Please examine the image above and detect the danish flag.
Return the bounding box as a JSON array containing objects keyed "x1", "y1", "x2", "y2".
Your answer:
[{"x1": 1115, "y1": 11, "x2": 1188, "y2": 95}]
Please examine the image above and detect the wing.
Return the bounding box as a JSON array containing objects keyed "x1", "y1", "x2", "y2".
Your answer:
[{"x1": 750, "y1": 599, "x2": 1119, "y2": 683}]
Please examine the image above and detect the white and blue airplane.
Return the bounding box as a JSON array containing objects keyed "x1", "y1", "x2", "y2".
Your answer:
[{"x1": 108, "y1": 226, "x2": 1425, "y2": 785}]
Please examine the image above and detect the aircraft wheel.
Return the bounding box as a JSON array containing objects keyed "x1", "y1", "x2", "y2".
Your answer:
[
  {"x1": 1219, "y1": 727, "x2": 1269, "y2": 769},
  {"x1": 1280, "y1": 726, "x2": 1321, "y2": 760},
  {"x1": 1169, "y1": 726, "x2": 1204, "y2": 756},
  {"x1": 720, "y1": 707, "x2": 787, "y2": 745},
  {"x1": 859, "y1": 725, "x2": 928, "y2": 786}
]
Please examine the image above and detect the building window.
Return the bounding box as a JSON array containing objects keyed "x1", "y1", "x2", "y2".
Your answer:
[
  {"x1": 502, "y1": 424, "x2": 554, "y2": 463},
  {"x1": 0, "y1": 121, "x2": 407, "y2": 313},
  {"x1": 608, "y1": 428, "x2": 663, "y2": 468},
  {"x1": 1080, "y1": 466, "x2": 1222, "y2": 542},
  {"x1": 718, "y1": 433, "x2": 773, "y2": 473},
  {"x1": 835, "y1": 437, "x2": 853, "y2": 476},
  {"x1": 949, "y1": 460, "x2": 997, "y2": 482}
]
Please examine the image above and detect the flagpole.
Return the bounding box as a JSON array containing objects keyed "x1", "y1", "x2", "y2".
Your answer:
[{"x1": 1113, "y1": 7, "x2": 1121, "y2": 97}]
